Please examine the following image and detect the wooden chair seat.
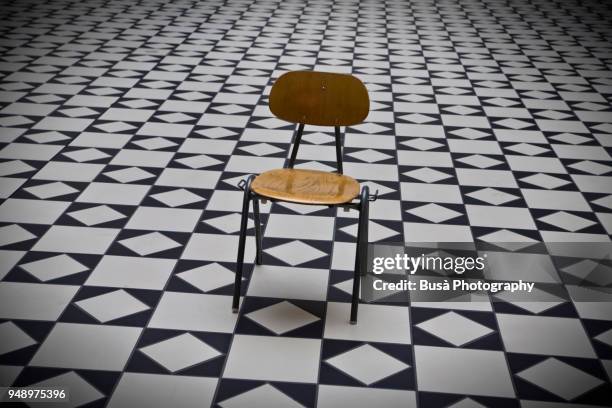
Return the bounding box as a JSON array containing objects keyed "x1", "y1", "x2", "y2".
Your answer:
[{"x1": 251, "y1": 168, "x2": 360, "y2": 205}]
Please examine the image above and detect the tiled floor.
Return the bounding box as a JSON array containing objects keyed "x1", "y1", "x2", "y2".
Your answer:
[{"x1": 0, "y1": 0, "x2": 612, "y2": 406}]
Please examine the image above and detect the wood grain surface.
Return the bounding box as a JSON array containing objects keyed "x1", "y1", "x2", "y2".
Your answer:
[
  {"x1": 269, "y1": 71, "x2": 369, "y2": 126},
  {"x1": 251, "y1": 168, "x2": 360, "y2": 205}
]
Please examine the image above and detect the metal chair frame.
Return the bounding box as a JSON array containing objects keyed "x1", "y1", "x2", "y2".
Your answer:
[{"x1": 232, "y1": 72, "x2": 376, "y2": 324}]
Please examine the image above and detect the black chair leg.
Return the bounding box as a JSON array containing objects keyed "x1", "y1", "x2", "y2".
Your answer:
[
  {"x1": 233, "y1": 175, "x2": 255, "y2": 313},
  {"x1": 253, "y1": 197, "x2": 263, "y2": 265},
  {"x1": 350, "y1": 186, "x2": 369, "y2": 324}
]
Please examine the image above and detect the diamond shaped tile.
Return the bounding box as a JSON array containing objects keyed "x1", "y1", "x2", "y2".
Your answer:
[
  {"x1": 95, "y1": 121, "x2": 136, "y2": 133},
  {"x1": 213, "y1": 104, "x2": 248, "y2": 114},
  {"x1": 341, "y1": 220, "x2": 399, "y2": 241},
  {"x1": 203, "y1": 213, "x2": 255, "y2": 234},
  {"x1": 196, "y1": 127, "x2": 236, "y2": 138},
  {"x1": 246, "y1": 301, "x2": 320, "y2": 335},
  {"x1": 401, "y1": 113, "x2": 437, "y2": 124},
  {"x1": 177, "y1": 262, "x2": 238, "y2": 292},
  {"x1": 176, "y1": 154, "x2": 222, "y2": 169},
  {"x1": 550, "y1": 133, "x2": 591, "y2": 145},
  {"x1": 104, "y1": 167, "x2": 156, "y2": 183},
  {"x1": 239, "y1": 143, "x2": 284, "y2": 156},
  {"x1": 569, "y1": 160, "x2": 612, "y2": 175},
  {"x1": 450, "y1": 128, "x2": 490, "y2": 139},
  {"x1": 517, "y1": 358, "x2": 603, "y2": 400},
  {"x1": 140, "y1": 333, "x2": 221, "y2": 372},
  {"x1": 68, "y1": 205, "x2": 126, "y2": 226},
  {"x1": 538, "y1": 211, "x2": 596, "y2": 232},
  {"x1": 520, "y1": 173, "x2": 570, "y2": 189},
  {"x1": 592, "y1": 195, "x2": 612, "y2": 210},
  {"x1": 264, "y1": 240, "x2": 327, "y2": 266},
  {"x1": 416, "y1": 311, "x2": 493, "y2": 346},
  {"x1": 63, "y1": 148, "x2": 110, "y2": 163},
  {"x1": 218, "y1": 383, "x2": 303, "y2": 408},
  {"x1": 303, "y1": 132, "x2": 334, "y2": 145},
  {"x1": 444, "y1": 105, "x2": 479, "y2": 115},
  {"x1": 132, "y1": 137, "x2": 177, "y2": 150},
  {"x1": 407, "y1": 203, "x2": 462, "y2": 223},
  {"x1": 0, "y1": 160, "x2": 35, "y2": 176},
  {"x1": 26, "y1": 131, "x2": 70, "y2": 143},
  {"x1": 156, "y1": 112, "x2": 194, "y2": 123},
  {"x1": 403, "y1": 167, "x2": 452, "y2": 183},
  {"x1": 31, "y1": 371, "x2": 104, "y2": 407},
  {"x1": 495, "y1": 118, "x2": 532, "y2": 129},
  {"x1": 20, "y1": 254, "x2": 88, "y2": 281},
  {"x1": 0, "y1": 321, "x2": 36, "y2": 355},
  {"x1": 457, "y1": 154, "x2": 503, "y2": 169},
  {"x1": 561, "y1": 259, "x2": 612, "y2": 286},
  {"x1": 401, "y1": 138, "x2": 444, "y2": 151},
  {"x1": 75, "y1": 289, "x2": 149, "y2": 323},
  {"x1": 0, "y1": 224, "x2": 36, "y2": 246},
  {"x1": 326, "y1": 344, "x2": 409, "y2": 385},
  {"x1": 151, "y1": 188, "x2": 204, "y2": 207},
  {"x1": 25, "y1": 182, "x2": 78, "y2": 199},
  {"x1": 119, "y1": 232, "x2": 181, "y2": 256},
  {"x1": 347, "y1": 149, "x2": 393, "y2": 163},
  {"x1": 467, "y1": 188, "x2": 519, "y2": 205},
  {"x1": 506, "y1": 143, "x2": 549, "y2": 156}
]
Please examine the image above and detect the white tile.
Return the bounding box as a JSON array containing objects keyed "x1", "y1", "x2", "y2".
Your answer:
[
  {"x1": 108, "y1": 373, "x2": 217, "y2": 408},
  {"x1": 86, "y1": 255, "x2": 175, "y2": 290},
  {"x1": 0, "y1": 143, "x2": 63, "y2": 161},
  {"x1": 0, "y1": 282, "x2": 78, "y2": 320},
  {"x1": 0, "y1": 198, "x2": 69, "y2": 224},
  {"x1": 149, "y1": 292, "x2": 238, "y2": 332},
  {"x1": 218, "y1": 383, "x2": 304, "y2": 408},
  {"x1": 317, "y1": 385, "x2": 416, "y2": 408},
  {"x1": 401, "y1": 183, "x2": 463, "y2": 204},
  {"x1": 140, "y1": 333, "x2": 221, "y2": 373},
  {"x1": 110, "y1": 150, "x2": 174, "y2": 168},
  {"x1": 20, "y1": 254, "x2": 88, "y2": 282},
  {"x1": 397, "y1": 151, "x2": 453, "y2": 167},
  {"x1": 404, "y1": 222, "x2": 473, "y2": 242},
  {"x1": 324, "y1": 302, "x2": 411, "y2": 344},
  {"x1": 265, "y1": 214, "x2": 335, "y2": 240},
  {"x1": 497, "y1": 314, "x2": 596, "y2": 358},
  {"x1": 126, "y1": 207, "x2": 202, "y2": 232},
  {"x1": 31, "y1": 323, "x2": 140, "y2": 370},
  {"x1": 75, "y1": 289, "x2": 150, "y2": 323},
  {"x1": 414, "y1": 345, "x2": 515, "y2": 397},
  {"x1": 247, "y1": 264, "x2": 329, "y2": 301},
  {"x1": 179, "y1": 139, "x2": 237, "y2": 155},
  {"x1": 521, "y1": 189, "x2": 591, "y2": 211},
  {"x1": 0, "y1": 321, "x2": 36, "y2": 355},
  {"x1": 246, "y1": 301, "x2": 320, "y2": 335},
  {"x1": 33, "y1": 225, "x2": 119, "y2": 254},
  {"x1": 326, "y1": 344, "x2": 409, "y2": 386},
  {"x1": 517, "y1": 357, "x2": 603, "y2": 401},
  {"x1": 31, "y1": 371, "x2": 104, "y2": 407},
  {"x1": 456, "y1": 168, "x2": 518, "y2": 188},
  {"x1": 466, "y1": 205, "x2": 536, "y2": 229},
  {"x1": 225, "y1": 155, "x2": 286, "y2": 173},
  {"x1": 77, "y1": 182, "x2": 150, "y2": 205},
  {"x1": 34, "y1": 162, "x2": 104, "y2": 182},
  {"x1": 155, "y1": 168, "x2": 221, "y2": 189},
  {"x1": 0, "y1": 250, "x2": 24, "y2": 281},
  {"x1": 183, "y1": 233, "x2": 256, "y2": 262},
  {"x1": 224, "y1": 334, "x2": 321, "y2": 382}
]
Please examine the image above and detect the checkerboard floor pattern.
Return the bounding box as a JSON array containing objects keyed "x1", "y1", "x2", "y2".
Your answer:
[{"x1": 1, "y1": 0, "x2": 612, "y2": 406}]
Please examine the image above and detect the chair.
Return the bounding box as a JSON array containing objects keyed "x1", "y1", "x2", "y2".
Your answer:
[{"x1": 233, "y1": 70, "x2": 376, "y2": 324}]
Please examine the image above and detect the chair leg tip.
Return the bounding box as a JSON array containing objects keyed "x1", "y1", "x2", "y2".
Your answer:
[
  {"x1": 232, "y1": 308, "x2": 239, "y2": 313},
  {"x1": 350, "y1": 320, "x2": 357, "y2": 325}
]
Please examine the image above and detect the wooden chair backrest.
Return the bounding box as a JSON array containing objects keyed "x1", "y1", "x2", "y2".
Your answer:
[{"x1": 269, "y1": 71, "x2": 369, "y2": 127}]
